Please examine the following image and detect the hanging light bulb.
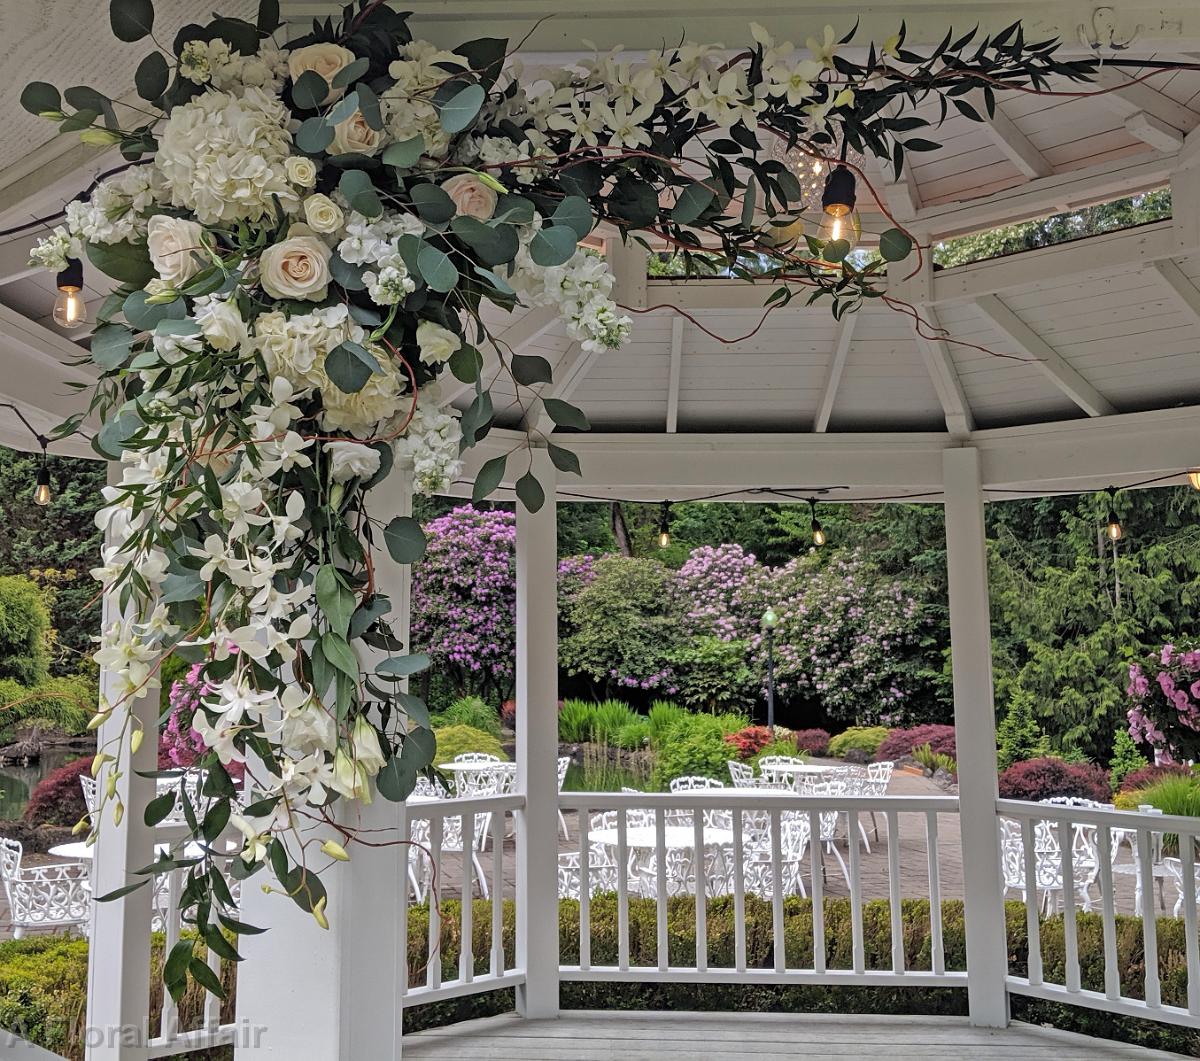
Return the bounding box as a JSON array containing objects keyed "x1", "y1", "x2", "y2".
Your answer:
[
  {"x1": 821, "y1": 164, "x2": 857, "y2": 219},
  {"x1": 33, "y1": 453, "x2": 51, "y2": 507},
  {"x1": 658, "y1": 501, "x2": 672, "y2": 549},
  {"x1": 1188, "y1": 468, "x2": 1200, "y2": 490},
  {"x1": 1104, "y1": 487, "x2": 1122, "y2": 542},
  {"x1": 809, "y1": 498, "x2": 827, "y2": 547},
  {"x1": 817, "y1": 209, "x2": 861, "y2": 252},
  {"x1": 53, "y1": 258, "x2": 88, "y2": 330}
]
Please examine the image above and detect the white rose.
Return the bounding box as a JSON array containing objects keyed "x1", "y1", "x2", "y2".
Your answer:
[
  {"x1": 260, "y1": 234, "x2": 332, "y2": 301},
  {"x1": 146, "y1": 215, "x2": 206, "y2": 285},
  {"x1": 325, "y1": 440, "x2": 383, "y2": 482},
  {"x1": 416, "y1": 320, "x2": 461, "y2": 364},
  {"x1": 329, "y1": 110, "x2": 382, "y2": 157},
  {"x1": 440, "y1": 173, "x2": 498, "y2": 220},
  {"x1": 194, "y1": 297, "x2": 247, "y2": 352},
  {"x1": 287, "y1": 43, "x2": 357, "y2": 103},
  {"x1": 285, "y1": 156, "x2": 318, "y2": 188},
  {"x1": 303, "y1": 193, "x2": 344, "y2": 234}
]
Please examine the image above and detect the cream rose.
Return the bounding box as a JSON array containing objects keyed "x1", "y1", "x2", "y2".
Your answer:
[
  {"x1": 441, "y1": 174, "x2": 498, "y2": 220},
  {"x1": 329, "y1": 110, "x2": 382, "y2": 157},
  {"x1": 303, "y1": 194, "x2": 344, "y2": 234},
  {"x1": 416, "y1": 320, "x2": 461, "y2": 364},
  {"x1": 325, "y1": 440, "x2": 382, "y2": 483},
  {"x1": 285, "y1": 156, "x2": 318, "y2": 188},
  {"x1": 193, "y1": 297, "x2": 247, "y2": 352},
  {"x1": 287, "y1": 43, "x2": 357, "y2": 103},
  {"x1": 260, "y1": 234, "x2": 332, "y2": 301},
  {"x1": 146, "y1": 215, "x2": 205, "y2": 285}
]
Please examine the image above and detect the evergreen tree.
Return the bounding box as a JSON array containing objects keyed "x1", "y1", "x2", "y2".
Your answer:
[{"x1": 996, "y1": 687, "x2": 1050, "y2": 770}]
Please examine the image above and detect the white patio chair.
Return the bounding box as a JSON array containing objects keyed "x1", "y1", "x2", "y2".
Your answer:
[
  {"x1": 408, "y1": 809, "x2": 492, "y2": 902},
  {"x1": 757, "y1": 756, "x2": 803, "y2": 789},
  {"x1": 0, "y1": 838, "x2": 89, "y2": 938},
  {"x1": 999, "y1": 817, "x2": 1100, "y2": 914},
  {"x1": 557, "y1": 756, "x2": 572, "y2": 840},
  {"x1": 453, "y1": 752, "x2": 502, "y2": 764},
  {"x1": 864, "y1": 761, "x2": 894, "y2": 841},
  {"x1": 728, "y1": 760, "x2": 757, "y2": 788},
  {"x1": 82, "y1": 771, "x2": 210, "y2": 826},
  {"x1": 740, "y1": 812, "x2": 811, "y2": 899},
  {"x1": 836, "y1": 768, "x2": 875, "y2": 854},
  {"x1": 804, "y1": 780, "x2": 851, "y2": 887},
  {"x1": 557, "y1": 847, "x2": 623, "y2": 899},
  {"x1": 669, "y1": 775, "x2": 726, "y2": 792},
  {"x1": 412, "y1": 774, "x2": 450, "y2": 799}
]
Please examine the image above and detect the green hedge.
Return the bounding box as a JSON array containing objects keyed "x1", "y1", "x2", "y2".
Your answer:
[{"x1": 4, "y1": 900, "x2": 1198, "y2": 1057}]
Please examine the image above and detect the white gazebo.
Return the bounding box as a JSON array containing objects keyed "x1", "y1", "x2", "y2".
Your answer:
[{"x1": 3, "y1": 0, "x2": 1200, "y2": 1057}]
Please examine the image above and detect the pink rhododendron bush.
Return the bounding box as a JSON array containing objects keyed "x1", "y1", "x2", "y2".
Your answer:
[{"x1": 1127, "y1": 644, "x2": 1200, "y2": 763}]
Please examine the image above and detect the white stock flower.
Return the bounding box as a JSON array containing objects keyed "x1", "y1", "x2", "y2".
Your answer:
[
  {"x1": 65, "y1": 168, "x2": 155, "y2": 245},
  {"x1": 259, "y1": 232, "x2": 332, "y2": 300},
  {"x1": 155, "y1": 88, "x2": 298, "y2": 225},
  {"x1": 28, "y1": 226, "x2": 76, "y2": 272},
  {"x1": 147, "y1": 215, "x2": 206, "y2": 285},
  {"x1": 395, "y1": 386, "x2": 463, "y2": 495},
  {"x1": 302, "y1": 193, "x2": 344, "y2": 234},
  {"x1": 415, "y1": 320, "x2": 460, "y2": 364},
  {"x1": 363, "y1": 262, "x2": 415, "y2": 306},
  {"x1": 325, "y1": 439, "x2": 382, "y2": 482}
]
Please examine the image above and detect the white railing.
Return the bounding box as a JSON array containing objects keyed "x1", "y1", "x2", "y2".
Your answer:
[
  {"x1": 557, "y1": 791, "x2": 962, "y2": 987},
  {"x1": 402, "y1": 793, "x2": 525, "y2": 1006},
  {"x1": 998, "y1": 799, "x2": 1200, "y2": 1030}
]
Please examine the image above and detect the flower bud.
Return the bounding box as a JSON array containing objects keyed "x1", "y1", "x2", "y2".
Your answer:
[
  {"x1": 112, "y1": 800, "x2": 124, "y2": 826},
  {"x1": 130, "y1": 728, "x2": 144, "y2": 754},
  {"x1": 312, "y1": 895, "x2": 329, "y2": 930},
  {"x1": 321, "y1": 839, "x2": 350, "y2": 862}
]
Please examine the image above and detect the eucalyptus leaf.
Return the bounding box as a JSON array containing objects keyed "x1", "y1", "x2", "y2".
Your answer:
[
  {"x1": 511, "y1": 353, "x2": 553, "y2": 386},
  {"x1": 338, "y1": 169, "x2": 383, "y2": 218},
  {"x1": 471, "y1": 454, "x2": 506, "y2": 501},
  {"x1": 86, "y1": 240, "x2": 155, "y2": 286},
  {"x1": 878, "y1": 228, "x2": 914, "y2": 263},
  {"x1": 90, "y1": 324, "x2": 135, "y2": 370},
  {"x1": 541, "y1": 397, "x2": 590, "y2": 431},
  {"x1": 331, "y1": 56, "x2": 370, "y2": 89},
  {"x1": 529, "y1": 226, "x2": 578, "y2": 267},
  {"x1": 295, "y1": 116, "x2": 335, "y2": 153},
  {"x1": 382, "y1": 136, "x2": 425, "y2": 168},
  {"x1": 292, "y1": 70, "x2": 329, "y2": 111},
  {"x1": 20, "y1": 82, "x2": 60, "y2": 117},
  {"x1": 416, "y1": 244, "x2": 458, "y2": 293},
  {"x1": 325, "y1": 341, "x2": 380, "y2": 393},
  {"x1": 448, "y1": 343, "x2": 483, "y2": 384},
  {"x1": 546, "y1": 442, "x2": 582, "y2": 476},
  {"x1": 410, "y1": 183, "x2": 455, "y2": 225},
  {"x1": 376, "y1": 653, "x2": 431, "y2": 678},
  {"x1": 672, "y1": 182, "x2": 715, "y2": 225},
  {"x1": 552, "y1": 196, "x2": 594, "y2": 240},
  {"x1": 436, "y1": 83, "x2": 485, "y2": 134},
  {"x1": 135, "y1": 52, "x2": 169, "y2": 102},
  {"x1": 382, "y1": 516, "x2": 427, "y2": 564},
  {"x1": 515, "y1": 471, "x2": 545, "y2": 512},
  {"x1": 110, "y1": 0, "x2": 154, "y2": 42}
]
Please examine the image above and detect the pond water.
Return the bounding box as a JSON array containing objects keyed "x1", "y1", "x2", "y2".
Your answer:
[{"x1": 0, "y1": 747, "x2": 84, "y2": 820}]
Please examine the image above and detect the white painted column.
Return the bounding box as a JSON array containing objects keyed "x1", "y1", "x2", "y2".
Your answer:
[
  {"x1": 943, "y1": 446, "x2": 1009, "y2": 1028},
  {"x1": 514, "y1": 449, "x2": 560, "y2": 1018},
  {"x1": 86, "y1": 467, "x2": 158, "y2": 1061},
  {"x1": 237, "y1": 464, "x2": 413, "y2": 1060}
]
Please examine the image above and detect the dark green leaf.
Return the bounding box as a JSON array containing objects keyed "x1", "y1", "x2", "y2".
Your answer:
[
  {"x1": 87, "y1": 240, "x2": 154, "y2": 286},
  {"x1": 448, "y1": 343, "x2": 483, "y2": 384},
  {"x1": 325, "y1": 341, "x2": 380, "y2": 393},
  {"x1": 338, "y1": 169, "x2": 383, "y2": 218},
  {"x1": 416, "y1": 244, "x2": 458, "y2": 292},
  {"x1": 672, "y1": 182, "x2": 715, "y2": 225},
  {"x1": 356, "y1": 83, "x2": 382, "y2": 130},
  {"x1": 511, "y1": 353, "x2": 552, "y2": 386},
  {"x1": 189, "y1": 955, "x2": 227, "y2": 998},
  {"x1": 450, "y1": 216, "x2": 517, "y2": 266},
  {"x1": 123, "y1": 289, "x2": 184, "y2": 330},
  {"x1": 878, "y1": 228, "x2": 914, "y2": 263},
  {"x1": 20, "y1": 82, "x2": 61, "y2": 117},
  {"x1": 135, "y1": 52, "x2": 169, "y2": 102},
  {"x1": 110, "y1": 0, "x2": 154, "y2": 42},
  {"x1": 515, "y1": 471, "x2": 545, "y2": 512},
  {"x1": 529, "y1": 226, "x2": 578, "y2": 267},
  {"x1": 329, "y1": 251, "x2": 366, "y2": 291},
  {"x1": 292, "y1": 70, "x2": 328, "y2": 111},
  {"x1": 383, "y1": 516, "x2": 427, "y2": 564},
  {"x1": 553, "y1": 196, "x2": 593, "y2": 240},
  {"x1": 455, "y1": 37, "x2": 508, "y2": 86},
  {"x1": 546, "y1": 442, "x2": 581, "y2": 476},
  {"x1": 164, "y1": 940, "x2": 193, "y2": 1002},
  {"x1": 382, "y1": 136, "x2": 424, "y2": 168},
  {"x1": 822, "y1": 239, "x2": 850, "y2": 263},
  {"x1": 295, "y1": 116, "x2": 334, "y2": 153},
  {"x1": 257, "y1": 0, "x2": 280, "y2": 32},
  {"x1": 315, "y1": 564, "x2": 354, "y2": 636},
  {"x1": 376, "y1": 755, "x2": 415, "y2": 801},
  {"x1": 541, "y1": 398, "x2": 589, "y2": 431},
  {"x1": 321, "y1": 631, "x2": 358, "y2": 679},
  {"x1": 472, "y1": 454, "x2": 506, "y2": 500},
  {"x1": 144, "y1": 791, "x2": 176, "y2": 827},
  {"x1": 436, "y1": 83, "x2": 485, "y2": 134},
  {"x1": 411, "y1": 183, "x2": 456, "y2": 225}
]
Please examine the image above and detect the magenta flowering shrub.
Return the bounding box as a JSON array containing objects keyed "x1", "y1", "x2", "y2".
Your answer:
[
  {"x1": 674, "y1": 544, "x2": 771, "y2": 642},
  {"x1": 753, "y1": 550, "x2": 923, "y2": 725},
  {"x1": 1127, "y1": 644, "x2": 1200, "y2": 764},
  {"x1": 411, "y1": 506, "x2": 518, "y2": 700},
  {"x1": 161, "y1": 662, "x2": 210, "y2": 769}
]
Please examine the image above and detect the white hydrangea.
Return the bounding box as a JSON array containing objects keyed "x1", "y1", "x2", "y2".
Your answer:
[
  {"x1": 395, "y1": 386, "x2": 463, "y2": 495},
  {"x1": 155, "y1": 87, "x2": 298, "y2": 225},
  {"x1": 28, "y1": 225, "x2": 76, "y2": 271},
  {"x1": 380, "y1": 40, "x2": 461, "y2": 158},
  {"x1": 465, "y1": 135, "x2": 543, "y2": 185},
  {"x1": 64, "y1": 167, "x2": 156, "y2": 245},
  {"x1": 337, "y1": 210, "x2": 425, "y2": 267}
]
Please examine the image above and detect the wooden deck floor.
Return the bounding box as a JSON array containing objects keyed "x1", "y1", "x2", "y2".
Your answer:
[{"x1": 402, "y1": 1011, "x2": 1188, "y2": 1059}]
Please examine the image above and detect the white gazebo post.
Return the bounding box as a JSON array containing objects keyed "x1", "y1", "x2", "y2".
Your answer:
[
  {"x1": 942, "y1": 446, "x2": 1009, "y2": 1028},
  {"x1": 86, "y1": 469, "x2": 158, "y2": 1061},
  {"x1": 236, "y1": 462, "x2": 413, "y2": 1059},
  {"x1": 514, "y1": 448, "x2": 560, "y2": 1018}
]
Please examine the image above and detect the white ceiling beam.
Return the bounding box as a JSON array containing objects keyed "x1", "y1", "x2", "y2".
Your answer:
[
  {"x1": 969, "y1": 92, "x2": 1052, "y2": 179},
  {"x1": 973, "y1": 293, "x2": 1116, "y2": 417},
  {"x1": 911, "y1": 305, "x2": 975, "y2": 438},
  {"x1": 1094, "y1": 67, "x2": 1200, "y2": 136},
  {"x1": 0, "y1": 237, "x2": 40, "y2": 286},
  {"x1": 665, "y1": 316, "x2": 683, "y2": 433},
  {"x1": 444, "y1": 305, "x2": 560, "y2": 407},
  {"x1": 1146, "y1": 258, "x2": 1200, "y2": 323},
  {"x1": 1124, "y1": 111, "x2": 1186, "y2": 153},
  {"x1": 812, "y1": 312, "x2": 856, "y2": 433}
]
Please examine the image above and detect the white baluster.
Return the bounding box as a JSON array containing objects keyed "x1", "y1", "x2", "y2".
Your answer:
[
  {"x1": 771, "y1": 809, "x2": 785, "y2": 974},
  {"x1": 579, "y1": 810, "x2": 591, "y2": 972},
  {"x1": 428, "y1": 814, "x2": 443, "y2": 991},
  {"x1": 1020, "y1": 817, "x2": 1043, "y2": 988},
  {"x1": 694, "y1": 810, "x2": 707, "y2": 973},
  {"x1": 1059, "y1": 815, "x2": 1079, "y2": 993},
  {"x1": 1097, "y1": 823, "x2": 1117, "y2": 1000},
  {"x1": 1183, "y1": 833, "x2": 1200, "y2": 1015},
  {"x1": 809, "y1": 808, "x2": 826, "y2": 975},
  {"x1": 461, "y1": 811, "x2": 473, "y2": 984},
  {"x1": 886, "y1": 810, "x2": 903, "y2": 974},
  {"x1": 490, "y1": 811, "x2": 504, "y2": 977},
  {"x1": 655, "y1": 807, "x2": 668, "y2": 972},
  {"x1": 733, "y1": 808, "x2": 746, "y2": 974},
  {"x1": 1138, "y1": 826, "x2": 1161, "y2": 1008},
  {"x1": 617, "y1": 809, "x2": 629, "y2": 972},
  {"x1": 849, "y1": 809, "x2": 864, "y2": 976},
  {"x1": 926, "y1": 810, "x2": 944, "y2": 976}
]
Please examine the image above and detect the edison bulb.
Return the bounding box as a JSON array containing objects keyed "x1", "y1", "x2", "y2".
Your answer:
[
  {"x1": 33, "y1": 465, "x2": 51, "y2": 506},
  {"x1": 818, "y1": 210, "x2": 860, "y2": 252},
  {"x1": 658, "y1": 529, "x2": 670, "y2": 549},
  {"x1": 52, "y1": 287, "x2": 88, "y2": 330},
  {"x1": 812, "y1": 522, "x2": 827, "y2": 547},
  {"x1": 1106, "y1": 514, "x2": 1123, "y2": 542}
]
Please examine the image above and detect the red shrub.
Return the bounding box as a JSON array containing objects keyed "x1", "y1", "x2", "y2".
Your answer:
[
  {"x1": 997, "y1": 757, "x2": 1110, "y2": 803},
  {"x1": 24, "y1": 756, "x2": 93, "y2": 827},
  {"x1": 500, "y1": 700, "x2": 517, "y2": 728},
  {"x1": 724, "y1": 725, "x2": 774, "y2": 760},
  {"x1": 876, "y1": 724, "x2": 956, "y2": 763},
  {"x1": 792, "y1": 728, "x2": 831, "y2": 757},
  {"x1": 1119, "y1": 763, "x2": 1192, "y2": 792}
]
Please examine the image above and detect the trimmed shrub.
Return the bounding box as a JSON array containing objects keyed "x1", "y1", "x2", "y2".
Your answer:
[
  {"x1": 431, "y1": 725, "x2": 506, "y2": 766},
  {"x1": 0, "y1": 676, "x2": 94, "y2": 740},
  {"x1": 0, "y1": 576, "x2": 51, "y2": 686},
  {"x1": 1123, "y1": 776, "x2": 1200, "y2": 831},
  {"x1": 724, "y1": 725, "x2": 773, "y2": 760},
  {"x1": 828, "y1": 727, "x2": 890, "y2": 760},
  {"x1": 792, "y1": 728, "x2": 830, "y2": 757},
  {"x1": 1120, "y1": 763, "x2": 1192, "y2": 793},
  {"x1": 1108, "y1": 729, "x2": 1148, "y2": 791},
  {"x1": 876, "y1": 724, "x2": 955, "y2": 763},
  {"x1": 652, "y1": 714, "x2": 731, "y2": 788},
  {"x1": 997, "y1": 757, "x2": 1110, "y2": 803},
  {"x1": 437, "y1": 696, "x2": 501, "y2": 737},
  {"x1": 24, "y1": 755, "x2": 92, "y2": 828},
  {"x1": 995, "y1": 688, "x2": 1049, "y2": 771}
]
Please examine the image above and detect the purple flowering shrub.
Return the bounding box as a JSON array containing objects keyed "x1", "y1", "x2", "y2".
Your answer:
[
  {"x1": 411, "y1": 506, "x2": 517, "y2": 700},
  {"x1": 1127, "y1": 644, "x2": 1200, "y2": 764},
  {"x1": 792, "y1": 728, "x2": 831, "y2": 756},
  {"x1": 674, "y1": 544, "x2": 771, "y2": 642},
  {"x1": 161, "y1": 662, "x2": 209, "y2": 769}
]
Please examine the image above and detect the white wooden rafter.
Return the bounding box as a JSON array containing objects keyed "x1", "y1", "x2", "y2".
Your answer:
[
  {"x1": 666, "y1": 316, "x2": 683, "y2": 433},
  {"x1": 442, "y1": 305, "x2": 560, "y2": 407},
  {"x1": 972, "y1": 293, "x2": 1116, "y2": 417},
  {"x1": 812, "y1": 312, "x2": 856, "y2": 432},
  {"x1": 1146, "y1": 258, "x2": 1200, "y2": 322},
  {"x1": 524, "y1": 340, "x2": 602, "y2": 432},
  {"x1": 968, "y1": 91, "x2": 1052, "y2": 179},
  {"x1": 1094, "y1": 66, "x2": 1200, "y2": 141},
  {"x1": 911, "y1": 305, "x2": 975, "y2": 438}
]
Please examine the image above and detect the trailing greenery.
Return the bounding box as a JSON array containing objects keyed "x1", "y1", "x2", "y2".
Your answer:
[{"x1": 0, "y1": 676, "x2": 95, "y2": 741}]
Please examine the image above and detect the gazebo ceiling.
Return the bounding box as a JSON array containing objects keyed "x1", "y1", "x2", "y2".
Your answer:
[{"x1": 0, "y1": 0, "x2": 1199, "y2": 460}]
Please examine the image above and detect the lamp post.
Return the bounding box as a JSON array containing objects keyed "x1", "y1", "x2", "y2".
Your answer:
[{"x1": 761, "y1": 606, "x2": 779, "y2": 736}]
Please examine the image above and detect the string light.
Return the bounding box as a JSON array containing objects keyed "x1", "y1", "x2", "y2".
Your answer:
[
  {"x1": 53, "y1": 258, "x2": 88, "y2": 330},
  {"x1": 809, "y1": 498, "x2": 827, "y2": 546},
  {"x1": 658, "y1": 501, "x2": 672, "y2": 548},
  {"x1": 1104, "y1": 486, "x2": 1123, "y2": 542},
  {"x1": 0, "y1": 404, "x2": 55, "y2": 507},
  {"x1": 821, "y1": 164, "x2": 857, "y2": 220}
]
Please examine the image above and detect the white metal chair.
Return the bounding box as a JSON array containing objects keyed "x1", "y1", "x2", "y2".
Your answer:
[
  {"x1": 728, "y1": 760, "x2": 757, "y2": 788},
  {"x1": 804, "y1": 780, "x2": 852, "y2": 887},
  {"x1": 757, "y1": 756, "x2": 803, "y2": 789},
  {"x1": 864, "y1": 761, "x2": 894, "y2": 840},
  {"x1": 740, "y1": 812, "x2": 811, "y2": 899},
  {"x1": 81, "y1": 772, "x2": 209, "y2": 826},
  {"x1": 669, "y1": 775, "x2": 726, "y2": 792},
  {"x1": 557, "y1": 756, "x2": 572, "y2": 840},
  {"x1": 408, "y1": 809, "x2": 492, "y2": 901},
  {"x1": 452, "y1": 752, "x2": 502, "y2": 765},
  {"x1": 999, "y1": 817, "x2": 1100, "y2": 914},
  {"x1": 0, "y1": 838, "x2": 89, "y2": 938},
  {"x1": 836, "y1": 768, "x2": 875, "y2": 854}
]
